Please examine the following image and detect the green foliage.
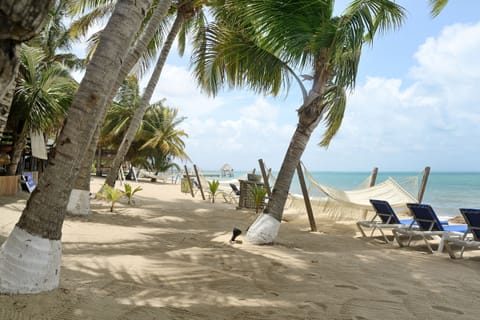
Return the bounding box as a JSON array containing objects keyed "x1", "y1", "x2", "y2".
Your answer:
[
  {"x1": 123, "y1": 183, "x2": 143, "y2": 205},
  {"x1": 96, "y1": 184, "x2": 124, "y2": 212},
  {"x1": 208, "y1": 180, "x2": 220, "y2": 203},
  {"x1": 250, "y1": 184, "x2": 268, "y2": 213}
]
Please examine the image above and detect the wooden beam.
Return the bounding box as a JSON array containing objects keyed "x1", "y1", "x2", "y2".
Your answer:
[
  {"x1": 184, "y1": 165, "x2": 195, "y2": 198},
  {"x1": 258, "y1": 159, "x2": 272, "y2": 198},
  {"x1": 297, "y1": 163, "x2": 317, "y2": 232},
  {"x1": 193, "y1": 164, "x2": 206, "y2": 200},
  {"x1": 417, "y1": 166, "x2": 431, "y2": 203},
  {"x1": 370, "y1": 167, "x2": 378, "y2": 187}
]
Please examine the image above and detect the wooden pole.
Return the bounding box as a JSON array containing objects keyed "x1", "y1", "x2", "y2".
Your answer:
[
  {"x1": 370, "y1": 167, "x2": 378, "y2": 187},
  {"x1": 258, "y1": 159, "x2": 272, "y2": 197},
  {"x1": 297, "y1": 163, "x2": 317, "y2": 232},
  {"x1": 417, "y1": 166, "x2": 430, "y2": 203},
  {"x1": 193, "y1": 164, "x2": 206, "y2": 200},
  {"x1": 184, "y1": 165, "x2": 195, "y2": 198}
]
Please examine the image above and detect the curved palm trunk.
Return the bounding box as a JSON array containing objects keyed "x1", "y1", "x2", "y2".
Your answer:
[
  {"x1": 246, "y1": 74, "x2": 327, "y2": 244},
  {"x1": 0, "y1": 0, "x2": 151, "y2": 294},
  {"x1": 105, "y1": 10, "x2": 185, "y2": 187},
  {"x1": 0, "y1": 0, "x2": 54, "y2": 100},
  {"x1": 246, "y1": 105, "x2": 322, "y2": 244},
  {"x1": 67, "y1": 0, "x2": 172, "y2": 214}
]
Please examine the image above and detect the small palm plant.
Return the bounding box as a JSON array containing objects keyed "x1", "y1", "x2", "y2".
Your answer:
[
  {"x1": 123, "y1": 183, "x2": 142, "y2": 205},
  {"x1": 251, "y1": 184, "x2": 268, "y2": 214},
  {"x1": 208, "y1": 180, "x2": 220, "y2": 203},
  {"x1": 96, "y1": 184, "x2": 124, "y2": 212}
]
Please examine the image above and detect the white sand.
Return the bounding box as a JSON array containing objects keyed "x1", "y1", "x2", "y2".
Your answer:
[{"x1": 0, "y1": 176, "x2": 479, "y2": 319}]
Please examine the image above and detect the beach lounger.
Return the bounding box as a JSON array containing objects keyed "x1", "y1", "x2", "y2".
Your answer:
[
  {"x1": 356, "y1": 199, "x2": 415, "y2": 243},
  {"x1": 444, "y1": 208, "x2": 480, "y2": 259},
  {"x1": 393, "y1": 203, "x2": 468, "y2": 253}
]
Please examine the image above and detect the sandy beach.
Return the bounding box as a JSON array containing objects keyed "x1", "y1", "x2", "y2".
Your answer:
[{"x1": 0, "y1": 176, "x2": 479, "y2": 319}]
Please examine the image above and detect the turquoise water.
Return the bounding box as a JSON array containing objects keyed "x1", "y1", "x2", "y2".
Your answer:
[{"x1": 208, "y1": 170, "x2": 480, "y2": 216}]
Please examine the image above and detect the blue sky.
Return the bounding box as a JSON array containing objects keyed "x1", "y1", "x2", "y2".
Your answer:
[{"x1": 73, "y1": 1, "x2": 480, "y2": 173}]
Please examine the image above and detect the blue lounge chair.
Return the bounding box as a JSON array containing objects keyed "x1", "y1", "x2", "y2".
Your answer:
[
  {"x1": 392, "y1": 203, "x2": 468, "y2": 253},
  {"x1": 444, "y1": 208, "x2": 480, "y2": 259},
  {"x1": 356, "y1": 199, "x2": 415, "y2": 243}
]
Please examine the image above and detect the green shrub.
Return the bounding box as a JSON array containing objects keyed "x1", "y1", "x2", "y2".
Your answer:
[{"x1": 97, "y1": 184, "x2": 124, "y2": 212}]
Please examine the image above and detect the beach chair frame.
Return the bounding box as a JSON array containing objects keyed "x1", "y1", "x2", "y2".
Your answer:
[
  {"x1": 393, "y1": 203, "x2": 467, "y2": 253},
  {"x1": 444, "y1": 208, "x2": 480, "y2": 259},
  {"x1": 356, "y1": 199, "x2": 414, "y2": 243}
]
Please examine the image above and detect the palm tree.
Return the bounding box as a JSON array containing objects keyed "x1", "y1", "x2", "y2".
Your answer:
[
  {"x1": 0, "y1": 0, "x2": 152, "y2": 294},
  {"x1": 5, "y1": 44, "x2": 77, "y2": 175},
  {"x1": 66, "y1": 0, "x2": 173, "y2": 215},
  {"x1": 134, "y1": 105, "x2": 190, "y2": 169},
  {"x1": 0, "y1": 1, "x2": 55, "y2": 131},
  {"x1": 192, "y1": 0, "x2": 405, "y2": 244},
  {"x1": 104, "y1": 0, "x2": 200, "y2": 188},
  {"x1": 100, "y1": 76, "x2": 142, "y2": 149}
]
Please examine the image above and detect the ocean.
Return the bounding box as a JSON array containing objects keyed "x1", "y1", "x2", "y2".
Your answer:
[{"x1": 207, "y1": 170, "x2": 480, "y2": 217}]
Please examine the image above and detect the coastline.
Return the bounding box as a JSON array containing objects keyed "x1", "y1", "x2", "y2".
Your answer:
[{"x1": 0, "y1": 176, "x2": 479, "y2": 319}]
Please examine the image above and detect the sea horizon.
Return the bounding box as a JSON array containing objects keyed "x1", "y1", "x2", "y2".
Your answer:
[{"x1": 199, "y1": 169, "x2": 480, "y2": 217}]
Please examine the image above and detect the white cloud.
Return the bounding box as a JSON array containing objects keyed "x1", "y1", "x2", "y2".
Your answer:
[{"x1": 312, "y1": 22, "x2": 480, "y2": 171}]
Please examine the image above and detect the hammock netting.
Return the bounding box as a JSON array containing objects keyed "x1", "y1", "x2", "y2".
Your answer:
[{"x1": 287, "y1": 164, "x2": 420, "y2": 221}]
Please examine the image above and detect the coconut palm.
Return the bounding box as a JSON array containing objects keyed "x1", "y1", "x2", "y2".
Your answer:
[
  {"x1": 66, "y1": 0, "x2": 172, "y2": 215},
  {"x1": 100, "y1": 75, "x2": 143, "y2": 149},
  {"x1": 138, "y1": 106, "x2": 190, "y2": 161},
  {"x1": 5, "y1": 44, "x2": 77, "y2": 175},
  {"x1": 192, "y1": 0, "x2": 406, "y2": 243},
  {"x1": 0, "y1": 0, "x2": 152, "y2": 294},
  {"x1": 104, "y1": 0, "x2": 201, "y2": 187}
]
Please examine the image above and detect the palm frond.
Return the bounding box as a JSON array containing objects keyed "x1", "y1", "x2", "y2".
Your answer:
[
  {"x1": 429, "y1": 0, "x2": 448, "y2": 17},
  {"x1": 318, "y1": 85, "x2": 347, "y2": 147}
]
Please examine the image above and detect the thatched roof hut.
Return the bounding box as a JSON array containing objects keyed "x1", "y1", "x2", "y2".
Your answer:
[{"x1": 220, "y1": 163, "x2": 234, "y2": 177}]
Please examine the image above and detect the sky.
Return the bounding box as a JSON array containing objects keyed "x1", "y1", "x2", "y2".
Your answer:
[{"x1": 72, "y1": 0, "x2": 480, "y2": 173}]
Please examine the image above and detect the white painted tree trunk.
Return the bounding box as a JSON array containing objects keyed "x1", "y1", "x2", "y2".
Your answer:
[
  {"x1": 0, "y1": 226, "x2": 61, "y2": 294},
  {"x1": 245, "y1": 213, "x2": 281, "y2": 244},
  {"x1": 66, "y1": 189, "x2": 91, "y2": 215}
]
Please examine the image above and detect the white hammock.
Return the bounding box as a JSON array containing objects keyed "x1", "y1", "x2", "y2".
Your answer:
[
  {"x1": 308, "y1": 176, "x2": 418, "y2": 210},
  {"x1": 288, "y1": 165, "x2": 419, "y2": 221}
]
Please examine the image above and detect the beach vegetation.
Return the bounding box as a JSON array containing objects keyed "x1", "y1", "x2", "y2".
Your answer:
[
  {"x1": 5, "y1": 44, "x2": 77, "y2": 175},
  {"x1": 192, "y1": 0, "x2": 406, "y2": 243},
  {"x1": 99, "y1": 76, "x2": 189, "y2": 182},
  {"x1": 250, "y1": 184, "x2": 268, "y2": 214},
  {"x1": 123, "y1": 183, "x2": 143, "y2": 205},
  {"x1": 96, "y1": 184, "x2": 125, "y2": 212},
  {"x1": 208, "y1": 180, "x2": 220, "y2": 203},
  {"x1": 2, "y1": 0, "x2": 81, "y2": 176}
]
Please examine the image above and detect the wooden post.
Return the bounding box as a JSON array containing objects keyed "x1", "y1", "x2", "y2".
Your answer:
[
  {"x1": 297, "y1": 163, "x2": 317, "y2": 232},
  {"x1": 370, "y1": 167, "x2": 378, "y2": 187},
  {"x1": 184, "y1": 165, "x2": 195, "y2": 198},
  {"x1": 417, "y1": 166, "x2": 430, "y2": 203},
  {"x1": 258, "y1": 159, "x2": 272, "y2": 197},
  {"x1": 193, "y1": 164, "x2": 206, "y2": 200}
]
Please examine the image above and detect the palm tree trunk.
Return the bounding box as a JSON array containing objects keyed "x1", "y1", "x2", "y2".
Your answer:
[
  {"x1": 66, "y1": 125, "x2": 99, "y2": 215},
  {"x1": 6, "y1": 126, "x2": 27, "y2": 175},
  {"x1": 0, "y1": 0, "x2": 54, "y2": 100},
  {"x1": 105, "y1": 9, "x2": 185, "y2": 187},
  {"x1": 0, "y1": 0, "x2": 151, "y2": 294},
  {"x1": 67, "y1": 0, "x2": 172, "y2": 214},
  {"x1": 0, "y1": 80, "x2": 15, "y2": 134},
  {"x1": 246, "y1": 96, "x2": 324, "y2": 244}
]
